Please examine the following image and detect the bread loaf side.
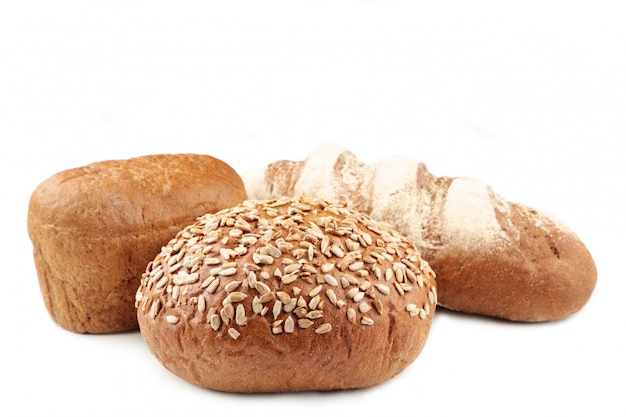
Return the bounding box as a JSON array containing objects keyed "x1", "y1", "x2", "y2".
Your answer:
[{"x1": 28, "y1": 154, "x2": 247, "y2": 333}]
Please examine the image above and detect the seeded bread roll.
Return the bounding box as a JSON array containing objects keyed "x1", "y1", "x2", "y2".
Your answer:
[
  {"x1": 28, "y1": 154, "x2": 247, "y2": 334},
  {"x1": 135, "y1": 196, "x2": 437, "y2": 392}
]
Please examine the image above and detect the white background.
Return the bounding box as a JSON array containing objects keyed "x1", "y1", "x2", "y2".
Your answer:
[{"x1": 2, "y1": 1, "x2": 624, "y2": 415}]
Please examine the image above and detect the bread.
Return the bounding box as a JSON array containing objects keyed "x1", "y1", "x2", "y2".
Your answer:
[
  {"x1": 244, "y1": 148, "x2": 597, "y2": 322},
  {"x1": 135, "y1": 196, "x2": 437, "y2": 392},
  {"x1": 28, "y1": 153, "x2": 247, "y2": 334}
]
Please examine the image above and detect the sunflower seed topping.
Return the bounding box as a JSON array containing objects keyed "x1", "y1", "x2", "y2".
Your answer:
[
  {"x1": 236, "y1": 304, "x2": 247, "y2": 326},
  {"x1": 298, "y1": 318, "x2": 314, "y2": 329},
  {"x1": 210, "y1": 313, "x2": 221, "y2": 331},
  {"x1": 284, "y1": 316, "x2": 295, "y2": 333},
  {"x1": 228, "y1": 328, "x2": 241, "y2": 340},
  {"x1": 137, "y1": 196, "x2": 436, "y2": 340},
  {"x1": 315, "y1": 323, "x2": 333, "y2": 334},
  {"x1": 374, "y1": 283, "x2": 390, "y2": 295},
  {"x1": 166, "y1": 315, "x2": 179, "y2": 324}
]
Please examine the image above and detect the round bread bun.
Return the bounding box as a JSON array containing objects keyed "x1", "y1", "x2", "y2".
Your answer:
[{"x1": 136, "y1": 196, "x2": 437, "y2": 392}]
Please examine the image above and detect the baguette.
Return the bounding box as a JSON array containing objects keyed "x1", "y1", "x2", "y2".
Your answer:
[{"x1": 244, "y1": 148, "x2": 597, "y2": 322}]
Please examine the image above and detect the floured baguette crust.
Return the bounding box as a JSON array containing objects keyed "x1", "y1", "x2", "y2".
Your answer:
[
  {"x1": 136, "y1": 196, "x2": 436, "y2": 392},
  {"x1": 244, "y1": 148, "x2": 597, "y2": 322},
  {"x1": 28, "y1": 154, "x2": 247, "y2": 333}
]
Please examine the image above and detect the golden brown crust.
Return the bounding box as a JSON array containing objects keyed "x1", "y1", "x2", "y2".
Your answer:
[
  {"x1": 425, "y1": 202, "x2": 597, "y2": 321},
  {"x1": 136, "y1": 196, "x2": 436, "y2": 392},
  {"x1": 28, "y1": 154, "x2": 247, "y2": 333}
]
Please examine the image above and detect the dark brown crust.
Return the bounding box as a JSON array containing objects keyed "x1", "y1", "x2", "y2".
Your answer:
[
  {"x1": 27, "y1": 154, "x2": 247, "y2": 334},
  {"x1": 136, "y1": 197, "x2": 436, "y2": 392},
  {"x1": 423, "y1": 201, "x2": 597, "y2": 322}
]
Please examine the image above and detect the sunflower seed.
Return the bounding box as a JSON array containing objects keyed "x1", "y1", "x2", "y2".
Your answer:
[
  {"x1": 360, "y1": 316, "x2": 374, "y2": 326},
  {"x1": 315, "y1": 323, "x2": 332, "y2": 334},
  {"x1": 284, "y1": 316, "x2": 295, "y2": 333},
  {"x1": 298, "y1": 319, "x2": 314, "y2": 329},
  {"x1": 235, "y1": 304, "x2": 247, "y2": 326},
  {"x1": 228, "y1": 328, "x2": 241, "y2": 340},
  {"x1": 210, "y1": 313, "x2": 221, "y2": 330}
]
